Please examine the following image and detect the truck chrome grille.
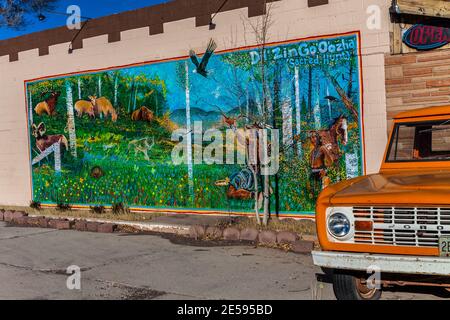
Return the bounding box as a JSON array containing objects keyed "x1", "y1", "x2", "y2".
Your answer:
[{"x1": 353, "y1": 207, "x2": 450, "y2": 247}]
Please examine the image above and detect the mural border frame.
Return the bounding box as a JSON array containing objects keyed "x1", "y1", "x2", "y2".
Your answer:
[{"x1": 24, "y1": 30, "x2": 366, "y2": 219}]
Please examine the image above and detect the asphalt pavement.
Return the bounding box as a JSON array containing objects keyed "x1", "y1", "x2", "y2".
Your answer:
[{"x1": 0, "y1": 222, "x2": 447, "y2": 300}]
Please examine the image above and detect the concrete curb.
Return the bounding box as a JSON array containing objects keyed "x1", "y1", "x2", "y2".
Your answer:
[
  {"x1": 190, "y1": 225, "x2": 317, "y2": 254},
  {"x1": 28, "y1": 214, "x2": 191, "y2": 235},
  {"x1": 3, "y1": 211, "x2": 317, "y2": 253}
]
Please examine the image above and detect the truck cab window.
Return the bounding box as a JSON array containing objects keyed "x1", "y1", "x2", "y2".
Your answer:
[{"x1": 387, "y1": 120, "x2": 450, "y2": 162}]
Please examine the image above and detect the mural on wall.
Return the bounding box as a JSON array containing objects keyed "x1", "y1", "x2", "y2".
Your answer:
[{"x1": 25, "y1": 31, "x2": 364, "y2": 217}]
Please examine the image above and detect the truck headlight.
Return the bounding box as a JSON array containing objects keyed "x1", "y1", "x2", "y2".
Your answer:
[
  {"x1": 328, "y1": 213, "x2": 350, "y2": 237},
  {"x1": 326, "y1": 207, "x2": 354, "y2": 241}
]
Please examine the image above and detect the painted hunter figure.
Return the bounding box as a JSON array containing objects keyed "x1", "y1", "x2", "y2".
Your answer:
[{"x1": 309, "y1": 132, "x2": 330, "y2": 190}]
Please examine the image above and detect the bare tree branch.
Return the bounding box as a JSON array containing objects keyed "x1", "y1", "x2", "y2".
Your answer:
[{"x1": 0, "y1": 0, "x2": 59, "y2": 29}]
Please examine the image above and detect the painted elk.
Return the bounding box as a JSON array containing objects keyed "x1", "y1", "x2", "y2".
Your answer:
[
  {"x1": 34, "y1": 91, "x2": 60, "y2": 116},
  {"x1": 89, "y1": 96, "x2": 118, "y2": 122}
]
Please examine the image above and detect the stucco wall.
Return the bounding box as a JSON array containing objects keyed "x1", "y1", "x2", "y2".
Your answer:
[{"x1": 0, "y1": 0, "x2": 391, "y2": 207}]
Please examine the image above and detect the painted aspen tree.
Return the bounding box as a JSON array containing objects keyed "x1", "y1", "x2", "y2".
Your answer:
[
  {"x1": 313, "y1": 80, "x2": 321, "y2": 129},
  {"x1": 294, "y1": 66, "x2": 302, "y2": 156},
  {"x1": 65, "y1": 81, "x2": 77, "y2": 157},
  {"x1": 29, "y1": 87, "x2": 33, "y2": 124},
  {"x1": 114, "y1": 73, "x2": 119, "y2": 107},
  {"x1": 326, "y1": 86, "x2": 332, "y2": 120},
  {"x1": 282, "y1": 97, "x2": 293, "y2": 153},
  {"x1": 185, "y1": 61, "x2": 194, "y2": 204},
  {"x1": 345, "y1": 152, "x2": 359, "y2": 179},
  {"x1": 78, "y1": 78, "x2": 81, "y2": 100},
  {"x1": 246, "y1": 88, "x2": 250, "y2": 124},
  {"x1": 98, "y1": 75, "x2": 102, "y2": 97}
]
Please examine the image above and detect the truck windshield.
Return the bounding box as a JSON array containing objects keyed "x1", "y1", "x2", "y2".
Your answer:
[{"x1": 387, "y1": 119, "x2": 450, "y2": 162}]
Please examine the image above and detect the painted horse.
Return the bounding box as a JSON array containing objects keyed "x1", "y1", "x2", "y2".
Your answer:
[{"x1": 310, "y1": 115, "x2": 348, "y2": 189}]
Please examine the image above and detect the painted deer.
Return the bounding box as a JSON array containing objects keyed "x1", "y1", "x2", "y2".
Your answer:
[
  {"x1": 89, "y1": 96, "x2": 118, "y2": 122},
  {"x1": 31, "y1": 122, "x2": 68, "y2": 153},
  {"x1": 74, "y1": 100, "x2": 96, "y2": 118},
  {"x1": 34, "y1": 91, "x2": 60, "y2": 116}
]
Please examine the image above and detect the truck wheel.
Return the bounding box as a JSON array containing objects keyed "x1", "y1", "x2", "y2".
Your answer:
[{"x1": 332, "y1": 271, "x2": 382, "y2": 300}]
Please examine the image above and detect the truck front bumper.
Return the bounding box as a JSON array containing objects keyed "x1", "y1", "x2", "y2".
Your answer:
[{"x1": 312, "y1": 251, "x2": 450, "y2": 276}]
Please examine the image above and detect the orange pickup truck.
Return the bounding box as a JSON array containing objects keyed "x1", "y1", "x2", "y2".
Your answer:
[{"x1": 312, "y1": 105, "x2": 450, "y2": 300}]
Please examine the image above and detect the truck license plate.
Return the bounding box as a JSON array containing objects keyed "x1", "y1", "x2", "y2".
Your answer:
[{"x1": 439, "y1": 236, "x2": 450, "y2": 257}]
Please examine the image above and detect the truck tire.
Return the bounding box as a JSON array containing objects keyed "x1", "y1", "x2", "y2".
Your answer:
[{"x1": 332, "y1": 271, "x2": 382, "y2": 300}]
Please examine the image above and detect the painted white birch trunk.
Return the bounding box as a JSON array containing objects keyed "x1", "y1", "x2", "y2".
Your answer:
[
  {"x1": 246, "y1": 88, "x2": 250, "y2": 124},
  {"x1": 282, "y1": 98, "x2": 293, "y2": 152},
  {"x1": 294, "y1": 67, "x2": 301, "y2": 156},
  {"x1": 31, "y1": 143, "x2": 61, "y2": 173},
  {"x1": 78, "y1": 78, "x2": 81, "y2": 100},
  {"x1": 53, "y1": 143, "x2": 61, "y2": 172},
  {"x1": 326, "y1": 85, "x2": 332, "y2": 120},
  {"x1": 29, "y1": 89, "x2": 33, "y2": 124},
  {"x1": 114, "y1": 75, "x2": 119, "y2": 106},
  {"x1": 313, "y1": 81, "x2": 321, "y2": 130},
  {"x1": 345, "y1": 152, "x2": 359, "y2": 179},
  {"x1": 98, "y1": 76, "x2": 102, "y2": 97},
  {"x1": 185, "y1": 62, "x2": 194, "y2": 202},
  {"x1": 65, "y1": 81, "x2": 77, "y2": 158}
]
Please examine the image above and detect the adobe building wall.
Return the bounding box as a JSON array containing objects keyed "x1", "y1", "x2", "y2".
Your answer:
[{"x1": 0, "y1": 0, "x2": 391, "y2": 209}]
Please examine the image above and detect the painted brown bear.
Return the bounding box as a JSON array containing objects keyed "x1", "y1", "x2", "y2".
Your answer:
[{"x1": 131, "y1": 106, "x2": 154, "y2": 123}]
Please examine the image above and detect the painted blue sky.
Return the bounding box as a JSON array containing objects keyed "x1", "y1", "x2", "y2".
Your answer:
[
  {"x1": 114, "y1": 35, "x2": 360, "y2": 116},
  {"x1": 27, "y1": 34, "x2": 360, "y2": 120},
  {"x1": 0, "y1": 0, "x2": 171, "y2": 40}
]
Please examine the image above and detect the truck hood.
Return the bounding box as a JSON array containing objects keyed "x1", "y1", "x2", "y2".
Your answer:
[{"x1": 330, "y1": 170, "x2": 450, "y2": 205}]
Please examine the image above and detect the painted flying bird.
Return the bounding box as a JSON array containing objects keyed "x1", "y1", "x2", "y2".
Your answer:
[
  {"x1": 324, "y1": 95, "x2": 339, "y2": 102},
  {"x1": 189, "y1": 39, "x2": 217, "y2": 78},
  {"x1": 214, "y1": 105, "x2": 245, "y2": 131}
]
